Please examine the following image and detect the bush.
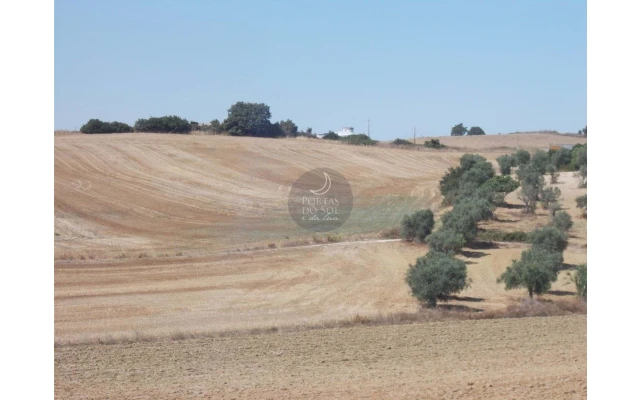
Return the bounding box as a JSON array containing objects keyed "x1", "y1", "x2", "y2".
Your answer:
[
  {"x1": 551, "y1": 211, "x2": 573, "y2": 232},
  {"x1": 80, "y1": 119, "x2": 133, "y2": 134},
  {"x1": 400, "y1": 210, "x2": 435, "y2": 243},
  {"x1": 539, "y1": 186, "x2": 562, "y2": 209},
  {"x1": 392, "y1": 138, "x2": 415, "y2": 146},
  {"x1": 322, "y1": 131, "x2": 340, "y2": 140},
  {"x1": 467, "y1": 126, "x2": 486, "y2": 136},
  {"x1": 571, "y1": 264, "x2": 587, "y2": 299},
  {"x1": 424, "y1": 138, "x2": 445, "y2": 149},
  {"x1": 222, "y1": 102, "x2": 278, "y2": 137},
  {"x1": 134, "y1": 115, "x2": 191, "y2": 133},
  {"x1": 529, "y1": 226, "x2": 568, "y2": 255},
  {"x1": 426, "y1": 229, "x2": 466, "y2": 254},
  {"x1": 341, "y1": 134, "x2": 378, "y2": 146},
  {"x1": 513, "y1": 149, "x2": 531, "y2": 166},
  {"x1": 406, "y1": 251, "x2": 468, "y2": 307},
  {"x1": 497, "y1": 248, "x2": 560, "y2": 297},
  {"x1": 497, "y1": 154, "x2": 515, "y2": 175}
]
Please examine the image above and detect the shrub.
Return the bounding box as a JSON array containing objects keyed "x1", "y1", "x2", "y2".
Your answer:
[
  {"x1": 80, "y1": 119, "x2": 133, "y2": 134},
  {"x1": 539, "y1": 186, "x2": 562, "y2": 209},
  {"x1": 467, "y1": 126, "x2": 486, "y2": 136},
  {"x1": 134, "y1": 115, "x2": 191, "y2": 133},
  {"x1": 392, "y1": 138, "x2": 415, "y2": 146},
  {"x1": 513, "y1": 149, "x2": 531, "y2": 166},
  {"x1": 571, "y1": 264, "x2": 587, "y2": 299},
  {"x1": 322, "y1": 131, "x2": 340, "y2": 140},
  {"x1": 497, "y1": 248, "x2": 560, "y2": 297},
  {"x1": 341, "y1": 134, "x2": 378, "y2": 146},
  {"x1": 222, "y1": 102, "x2": 278, "y2": 137},
  {"x1": 426, "y1": 229, "x2": 466, "y2": 253},
  {"x1": 400, "y1": 210, "x2": 435, "y2": 243},
  {"x1": 406, "y1": 251, "x2": 468, "y2": 307},
  {"x1": 551, "y1": 211, "x2": 573, "y2": 232},
  {"x1": 497, "y1": 154, "x2": 515, "y2": 175},
  {"x1": 529, "y1": 226, "x2": 568, "y2": 255},
  {"x1": 424, "y1": 138, "x2": 445, "y2": 149}
]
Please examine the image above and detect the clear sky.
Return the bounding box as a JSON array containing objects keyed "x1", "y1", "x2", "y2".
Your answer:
[{"x1": 55, "y1": 0, "x2": 586, "y2": 139}]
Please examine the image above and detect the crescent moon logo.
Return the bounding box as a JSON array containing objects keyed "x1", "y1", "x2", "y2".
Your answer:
[{"x1": 310, "y1": 172, "x2": 332, "y2": 195}]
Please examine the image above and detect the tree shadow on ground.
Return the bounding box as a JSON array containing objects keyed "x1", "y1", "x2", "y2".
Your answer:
[
  {"x1": 501, "y1": 203, "x2": 525, "y2": 210},
  {"x1": 459, "y1": 250, "x2": 488, "y2": 259},
  {"x1": 467, "y1": 241, "x2": 499, "y2": 250},
  {"x1": 558, "y1": 263, "x2": 578, "y2": 272},
  {"x1": 492, "y1": 216, "x2": 519, "y2": 223},
  {"x1": 548, "y1": 290, "x2": 576, "y2": 296},
  {"x1": 449, "y1": 295, "x2": 484, "y2": 303}
]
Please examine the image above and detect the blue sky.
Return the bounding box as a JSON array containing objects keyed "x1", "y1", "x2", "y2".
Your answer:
[{"x1": 55, "y1": 0, "x2": 586, "y2": 139}]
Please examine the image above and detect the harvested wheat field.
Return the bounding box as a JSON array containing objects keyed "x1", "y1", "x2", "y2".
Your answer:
[
  {"x1": 55, "y1": 132, "x2": 586, "y2": 398},
  {"x1": 55, "y1": 315, "x2": 586, "y2": 399},
  {"x1": 413, "y1": 132, "x2": 586, "y2": 151}
]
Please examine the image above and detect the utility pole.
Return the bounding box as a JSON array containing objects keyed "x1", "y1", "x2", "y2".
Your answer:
[{"x1": 367, "y1": 118, "x2": 370, "y2": 138}]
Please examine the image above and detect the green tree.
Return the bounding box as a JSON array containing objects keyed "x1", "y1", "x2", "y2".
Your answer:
[
  {"x1": 571, "y1": 264, "x2": 587, "y2": 299},
  {"x1": 513, "y1": 149, "x2": 531, "y2": 166},
  {"x1": 551, "y1": 211, "x2": 573, "y2": 232},
  {"x1": 223, "y1": 102, "x2": 278, "y2": 137},
  {"x1": 426, "y1": 229, "x2": 466, "y2": 254},
  {"x1": 576, "y1": 194, "x2": 587, "y2": 218},
  {"x1": 467, "y1": 126, "x2": 486, "y2": 136},
  {"x1": 80, "y1": 119, "x2": 133, "y2": 134},
  {"x1": 547, "y1": 164, "x2": 559, "y2": 184},
  {"x1": 400, "y1": 210, "x2": 435, "y2": 243},
  {"x1": 208, "y1": 119, "x2": 222, "y2": 133},
  {"x1": 497, "y1": 248, "x2": 560, "y2": 297},
  {"x1": 539, "y1": 186, "x2": 562, "y2": 210},
  {"x1": 481, "y1": 175, "x2": 519, "y2": 204},
  {"x1": 406, "y1": 251, "x2": 468, "y2": 307},
  {"x1": 497, "y1": 154, "x2": 515, "y2": 175},
  {"x1": 134, "y1": 116, "x2": 191, "y2": 133},
  {"x1": 529, "y1": 226, "x2": 568, "y2": 255},
  {"x1": 322, "y1": 131, "x2": 340, "y2": 140},
  {"x1": 516, "y1": 164, "x2": 545, "y2": 213},
  {"x1": 424, "y1": 138, "x2": 445, "y2": 149},
  {"x1": 450, "y1": 123, "x2": 468, "y2": 136},
  {"x1": 530, "y1": 150, "x2": 549, "y2": 175},
  {"x1": 276, "y1": 119, "x2": 299, "y2": 137}
]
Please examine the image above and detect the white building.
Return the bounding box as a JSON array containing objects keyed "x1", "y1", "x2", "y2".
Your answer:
[{"x1": 336, "y1": 127, "x2": 354, "y2": 136}]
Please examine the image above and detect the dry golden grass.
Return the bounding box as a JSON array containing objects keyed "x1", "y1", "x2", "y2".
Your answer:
[{"x1": 412, "y1": 132, "x2": 587, "y2": 151}]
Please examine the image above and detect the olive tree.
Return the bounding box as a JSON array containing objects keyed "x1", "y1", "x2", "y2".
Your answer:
[
  {"x1": 516, "y1": 164, "x2": 545, "y2": 213},
  {"x1": 539, "y1": 186, "x2": 562, "y2": 210},
  {"x1": 571, "y1": 264, "x2": 587, "y2": 299},
  {"x1": 551, "y1": 211, "x2": 573, "y2": 232},
  {"x1": 497, "y1": 248, "x2": 560, "y2": 298},
  {"x1": 406, "y1": 251, "x2": 468, "y2": 307},
  {"x1": 426, "y1": 229, "x2": 466, "y2": 254},
  {"x1": 400, "y1": 210, "x2": 435, "y2": 243},
  {"x1": 529, "y1": 226, "x2": 568, "y2": 255},
  {"x1": 497, "y1": 154, "x2": 515, "y2": 175}
]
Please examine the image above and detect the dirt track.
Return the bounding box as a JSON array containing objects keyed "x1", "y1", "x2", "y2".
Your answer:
[{"x1": 55, "y1": 315, "x2": 586, "y2": 399}]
